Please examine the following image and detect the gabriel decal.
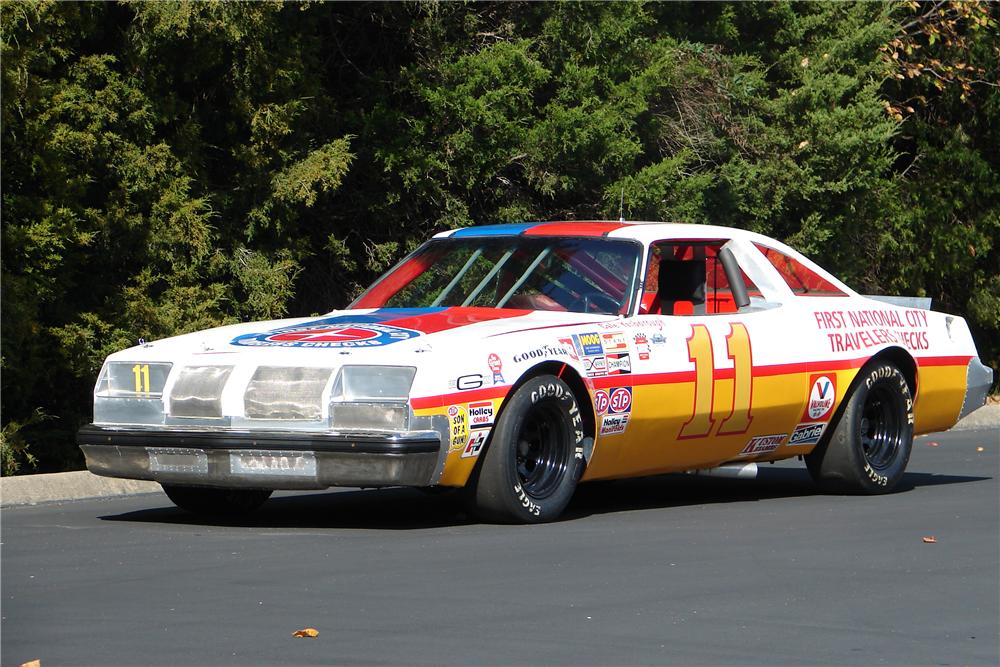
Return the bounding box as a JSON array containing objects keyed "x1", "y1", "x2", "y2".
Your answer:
[{"x1": 231, "y1": 319, "x2": 420, "y2": 348}]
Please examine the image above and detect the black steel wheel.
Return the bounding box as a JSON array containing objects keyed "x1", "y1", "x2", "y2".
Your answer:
[
  {"x1": 806, "y1": 362, "x2": 914, "y2": 493},
  {"x1": 470, "y1": 375, "x2": 584, "y2": 523}
]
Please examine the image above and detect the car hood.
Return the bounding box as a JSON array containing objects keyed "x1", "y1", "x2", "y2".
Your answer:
[{"x1": 111, "y1": 307, "x2": 616, "y2": 364}]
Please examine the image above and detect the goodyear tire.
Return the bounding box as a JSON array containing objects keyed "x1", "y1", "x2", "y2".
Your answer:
[
  {"x1": 806, "y1": 362, "x2": 914, "y2": 494},
  {"x1": 161, "y1": 485, "x2": 272, "y2": 516},
  {"x1": 471, "y1": 375, "x2": 585, "y2": 523}
]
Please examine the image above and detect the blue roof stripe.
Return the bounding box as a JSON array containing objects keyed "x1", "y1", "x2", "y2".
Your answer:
[{"x1": 450, "y1": 223, "x2": 539, "y2": 237}]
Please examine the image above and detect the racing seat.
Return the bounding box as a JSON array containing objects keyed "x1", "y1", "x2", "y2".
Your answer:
[{"x1": 649, "y1": 259, "x2": 706, "y2": 315}]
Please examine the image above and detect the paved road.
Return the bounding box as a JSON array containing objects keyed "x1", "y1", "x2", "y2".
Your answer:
[{"x1": 3, "y1": 429, "x2": 997, "y2": 667}]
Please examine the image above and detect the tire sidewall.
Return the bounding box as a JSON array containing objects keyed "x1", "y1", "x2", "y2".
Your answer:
[
  {"x1": 820, "y1": 362, "x2": 914, "y2": 493},
  {"x1": 476, "y1": 375, "x2": 584, "y2": 522}
]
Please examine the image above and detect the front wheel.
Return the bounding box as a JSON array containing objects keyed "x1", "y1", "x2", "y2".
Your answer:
[
  {"x1": 161, "y1": 485, "x2": 273, "y2": 516},
  {"x1": 470, "y1": 375, "x2": 585, "y2": 523},
  {"x1": 806, "y1": 362, "x2": 914, "y2": 493}
]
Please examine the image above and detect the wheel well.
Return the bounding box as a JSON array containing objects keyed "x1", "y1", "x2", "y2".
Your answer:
[
  {"x1": 504, "y1": 361, "x2": 596, "y2": 443},
  {"x1": 866, "y1": 346, "x2": 918, "y2": 396}
]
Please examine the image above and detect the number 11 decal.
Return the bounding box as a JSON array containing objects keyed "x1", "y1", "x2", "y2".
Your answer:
[{"x1": 679, "y1": 323, "x2": 754, "y2": 439}]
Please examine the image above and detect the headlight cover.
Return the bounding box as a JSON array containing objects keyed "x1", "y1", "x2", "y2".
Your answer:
[
  {"x1": 94, "y1": 362, "x2": 172, "y2": 424},
  {"x1": 330, "y1": 366, "x2": 416, "y2": 431}
]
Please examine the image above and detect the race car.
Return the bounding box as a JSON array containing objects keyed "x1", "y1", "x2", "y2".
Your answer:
[{"x1": 78, "y1": 221, "x2": 993, "y2": 523}]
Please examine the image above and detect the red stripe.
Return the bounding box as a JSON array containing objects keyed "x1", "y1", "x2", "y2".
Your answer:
[
  {"x1": 916, "y1": 355, "x2": 972, "y2": 367},
  {"x1": 411, "y1": 385, "x2": 509, "y2": 410},
  {"x1": 410, "y1": 355, "x2": 971, "y2": 409},
  {"x1": 523, "y1": 222, "x2": 627, "y2": 237}
]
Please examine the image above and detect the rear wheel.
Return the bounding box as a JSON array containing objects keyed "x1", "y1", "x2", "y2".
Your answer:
[
  {"x1": 161, "y1": 485, "x2": 272, "y2": 516},
  {"x1": 471, "y1": 375, "x2": 584, "y2": 523},
  {"x1": 806, "y1": 362, "x2": 914, "y2": 493}
]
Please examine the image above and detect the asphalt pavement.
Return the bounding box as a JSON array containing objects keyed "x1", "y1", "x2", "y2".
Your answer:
[{"x1": 2, "y1": 428, "x2": 997, "y2": 666}]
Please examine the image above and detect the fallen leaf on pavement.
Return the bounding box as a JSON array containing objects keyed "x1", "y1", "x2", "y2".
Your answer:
[
  {"x1": 976, "y1": 446, "x2": 984, "y2": 452},
  {"x1": 926, "y1": 441, "x2": 939, "y2": 447},
  {"x1": 20, "y1": 661, "x2": 41, "y2": 667},
  {"x1": 292, "y1": 628, "x2": 319, "y2": 638},
  {"x1": 922, "y1": 536, "x2": 937, "y2": 544}
]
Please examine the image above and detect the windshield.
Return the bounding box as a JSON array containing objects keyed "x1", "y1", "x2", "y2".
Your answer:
[{"x1": 352, "y1": 236, "x2": 642, "y2": 315}]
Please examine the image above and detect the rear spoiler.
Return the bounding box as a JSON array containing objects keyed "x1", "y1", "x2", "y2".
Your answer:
[{"x1": 863, "y1": 295, "x2": 932, "y2": 310}]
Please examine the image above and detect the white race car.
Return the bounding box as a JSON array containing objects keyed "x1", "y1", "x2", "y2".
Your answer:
[{"x1": 78, "y1": 222, "x2": 993, "y2": 522}]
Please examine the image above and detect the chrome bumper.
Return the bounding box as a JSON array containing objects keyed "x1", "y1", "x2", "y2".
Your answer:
[
  {"x1": 959, "y1": 357, "x2": 994, "y2": 420},
  {"x1": 78, "y1": 424, "x2": 443, "y2": 489}
]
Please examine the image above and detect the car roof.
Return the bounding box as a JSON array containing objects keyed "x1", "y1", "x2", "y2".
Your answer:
[
  {"x1": 434, "y1": 221, "x2": 856, "y2": 297},
  {"x1": 437, "y1": 220, "x2": 782, "y2": 246}
]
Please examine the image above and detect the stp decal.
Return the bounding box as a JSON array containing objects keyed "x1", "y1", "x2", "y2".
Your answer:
[
  {"x1": 594, "y1": 390, "x2": 611, "y2": 415},
  {"x1": 608, "y1": 387, "x2": 632, "y2": 414},
  {"x1": 232, "y1": 319, "x2": 419, "y2": 348},
  {"x1": 802, "y1": 374, "x2": 836, "y2": 422}
]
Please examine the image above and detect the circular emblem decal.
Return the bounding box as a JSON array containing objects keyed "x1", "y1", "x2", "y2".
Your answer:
[
  {"x1": 232, "y1": 320, "x2": 420, "y2": 348},
  {"x1": 807, "y1": 375, "x2": 836, "y2": 420},
  {"x1": 594, "y1": 390, "x2": 610, "y2": 415}
]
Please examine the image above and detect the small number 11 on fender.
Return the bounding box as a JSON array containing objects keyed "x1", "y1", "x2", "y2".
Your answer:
[{"x1": 679, "y1": 323, "x2": 753, "y2": 439}]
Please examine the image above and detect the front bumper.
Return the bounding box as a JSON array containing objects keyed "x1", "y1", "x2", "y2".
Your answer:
[{"x1": 78, "y1": 424, "x2": 443, "y2": 490}]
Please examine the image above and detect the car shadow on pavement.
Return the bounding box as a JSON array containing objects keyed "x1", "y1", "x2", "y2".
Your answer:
[{"x1": 99, "y1": 465, "x2": 989, "y2": 530}]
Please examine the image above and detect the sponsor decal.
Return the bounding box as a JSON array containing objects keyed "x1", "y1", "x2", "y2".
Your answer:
[
  {"x1": 650, "y1": 333, "x2": 667, "y2": 346},
  {"x1": 600, "y1": 332, "x2": 628, "y2": 353},
  {"x1": 558, "y1": 337, "x2": 579, "y2": 361},
  {"x1": 633, "y1": 334, "x2": 650, "y2": 361},
  {"x1": 468, "y1": 401, "x2": 496, "y2": 427},
  {"x1": 608, "y1": 387, "x2": 632, "y2": 414},
  {"x1": 583, "y1": 355, "x2": 607, "y2": 377},
  {"x1": 813, "y1": 308, "x2": 930, "y2": 353},
  {"x1": 594, "y1": 390, "x2": 610, "y2": 415},
  {"x1": 232, "y1": 320, "x2": 419, "y2": 348},
  {"x1": 513, "y1": 344, "x2": 572, "y2": 363},
  {"x1": 448, "y1": 405, "x2": 468, "y2": 452},
  {"x1": 802, "y1": 374, "x2": 836, "y2": 422},
  {"x1": 488, "y1": 353, "x2": 505, "y2": 384},
  {"x1": 450, "y1": 374, "x2": 486, "y2": 391},
  {"x1": 600, "y1": 413, "x2": 630, "y2": 436},
  {"x1": 462, "y1": 429, "x2": 489, "y2": 458},
  {"x1": 573, "y1": 332, "x2": 604, "y2": 357},
  {"x1": 789, "y1": 422, "x2": 827, "y2": 446},
  {"x1": 606, "y1": 352, "x2": 631, "y2": 375},
  {"x1": 740, "y1": 433, "x2": 787, "y2": 456}
]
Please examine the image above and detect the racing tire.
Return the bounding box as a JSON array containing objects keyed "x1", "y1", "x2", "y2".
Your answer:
[
  {"x1": 161, "y1": 485, "x2": 273, "y2": 516},
  {"x1": 805, "y1": 362, "x2": 914, "y2": 494},
  {"x1": 471, "y1": 375, "x2": 585, "y2": 523}
]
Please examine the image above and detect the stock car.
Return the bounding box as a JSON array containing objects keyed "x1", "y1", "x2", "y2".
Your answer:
[{"x1": 78, "y1": 222, "x2": 993, "y2": 523}]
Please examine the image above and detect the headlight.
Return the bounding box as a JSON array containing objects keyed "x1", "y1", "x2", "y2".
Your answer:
[
  {"x1": 94, "y1": 362, "x2": 172, "y2": 424},
  {"x1": 330, "y1": 366, "x2": 416, "y2": 431}
]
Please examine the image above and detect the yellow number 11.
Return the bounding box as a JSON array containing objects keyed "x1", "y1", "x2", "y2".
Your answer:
[
  {"x1": 679, "y1": 323, "x2": 753, "y2": 438},
  {"x1": 132, "y1": 364, "x2": 150, "y2": 395}
]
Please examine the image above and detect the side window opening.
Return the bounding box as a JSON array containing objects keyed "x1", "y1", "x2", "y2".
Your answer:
[
  {"x1": 753, "y1": 243, "x2": 848, "y2": 297},
  {"x1": 639, "y1": 240, "x2": 762, "y2": 316}
]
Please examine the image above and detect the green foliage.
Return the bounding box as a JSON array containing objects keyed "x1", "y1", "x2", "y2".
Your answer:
[
  {"x1": 1, "y1": 408, "x2": 47, "y2": 476},
  {"x1": 2, "y1": 1, "x2": 997, "y2": 472}
]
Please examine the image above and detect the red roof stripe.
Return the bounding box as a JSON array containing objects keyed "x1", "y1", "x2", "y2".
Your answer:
[{"x1": 523, "y1": 222, "x2": 628, "y2": 237}]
